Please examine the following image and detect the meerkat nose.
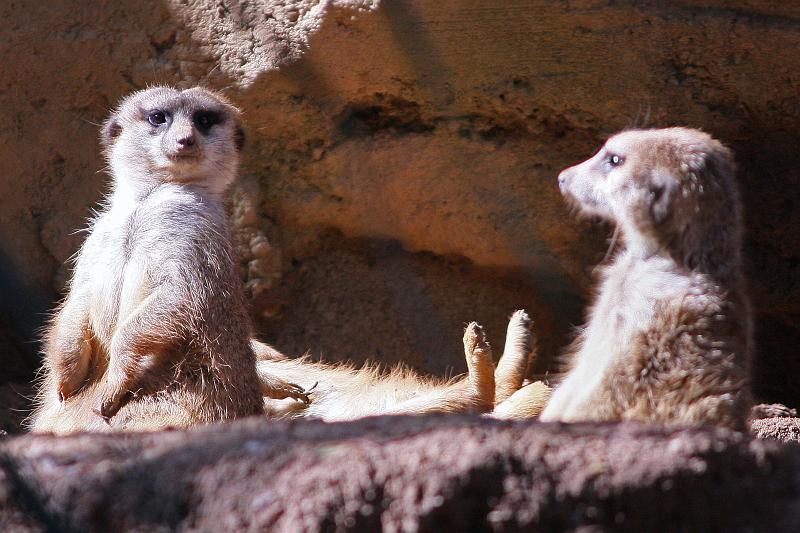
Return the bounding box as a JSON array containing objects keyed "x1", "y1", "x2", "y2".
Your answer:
[{"x1": 176, "y1": 134, "x2": 195, "y2": 148}]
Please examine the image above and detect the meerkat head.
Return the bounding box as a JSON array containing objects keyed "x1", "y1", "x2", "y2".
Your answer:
[
  {"x1": 101, "y1": 86, "x2": 246, "y2": 196},
  {"x1": 558, "y1": 127, "x2": 742, "y2": 275}
]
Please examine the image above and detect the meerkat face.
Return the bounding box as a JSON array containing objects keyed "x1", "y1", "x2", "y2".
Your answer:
[
  {"x1": 101, "y1": 86, "x2": 246, "y2": 192},
  {"x1": 558, "y1": 128, "x2": 738, "y2": 254}
]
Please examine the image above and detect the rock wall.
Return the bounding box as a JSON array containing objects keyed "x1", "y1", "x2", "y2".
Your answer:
[{"x1": 2, "y1": 1, "x2": 800, "y2": 420}]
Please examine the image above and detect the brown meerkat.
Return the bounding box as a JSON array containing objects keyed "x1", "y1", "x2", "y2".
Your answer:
[
  {"x1": 256, "y1": 310, "x2": 548, "y2": 421},
  {"x1": 537, "y1": 127, "x2": 752, "y2": 430},
  {"x1": 28, "y1": 86, "x2": 536, "y2": 433},
  {"x1": 29, "y1": 86, "x2": 309, "y2": 433}
]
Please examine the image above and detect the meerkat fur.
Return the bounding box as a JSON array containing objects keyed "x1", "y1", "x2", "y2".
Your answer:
[
  {"x1": 537, "y1": 127, "x2": 752, "y2": 429},
  {"x1": 29, "y1": 86, "x2": 308, "y2": 433},
  {"x1": 257, "y1": 310, "x2": 548, "y2": 421}
]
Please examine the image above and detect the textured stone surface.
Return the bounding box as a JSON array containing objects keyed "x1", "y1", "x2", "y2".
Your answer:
[
  {"x1": 2, "y1": 0, "x2": 800, "y2": 425},
  {"x1": 752, "y1": 417, "x2": 800, "y2": 444},
  {"x1": 1, "y1": 416, "x2": 800, "y2": 532}
]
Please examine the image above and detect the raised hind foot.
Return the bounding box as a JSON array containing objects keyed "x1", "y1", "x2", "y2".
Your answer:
[
  {"x1": 462, "y1": 322, "x2": 496, "y2": 412},
  {"x1": 494, "y1": 310, "x2": 536, "y2": 404},
  {"x1": 261, "y1": 373, "x2": 312, "y2": 404}
]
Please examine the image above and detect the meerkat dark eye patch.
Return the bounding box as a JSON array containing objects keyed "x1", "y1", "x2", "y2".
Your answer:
[
  {"x1": 193, "y1": 111, "x2": 221, "y2": 133},
  {"x1": 147, "y1": 111, "x2": 168, "y2": 127}
]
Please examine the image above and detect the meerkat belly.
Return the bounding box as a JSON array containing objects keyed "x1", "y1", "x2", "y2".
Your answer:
[{"x1": 84, "y1": 210, "x2": 158, "y2": 346}]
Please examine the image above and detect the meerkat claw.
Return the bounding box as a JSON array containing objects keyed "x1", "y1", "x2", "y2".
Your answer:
[{"x1": 264, "y1": 378, "x2": 313, "y2": 404}]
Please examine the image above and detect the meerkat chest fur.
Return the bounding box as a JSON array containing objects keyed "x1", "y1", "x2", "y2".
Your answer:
[
  {"x1": 588, "y1": 254, "x2": 690, "y2": 353},
  {"x1": 80, "y1": 183, "x2": 236, "y2": 348}
]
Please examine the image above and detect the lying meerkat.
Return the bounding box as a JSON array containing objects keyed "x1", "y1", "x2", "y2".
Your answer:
[
  {"x1": 256, "y1": 310, "x2": 547, "y2": 421},
  {"x1": 537, "y1": 127, "x2": 752, "y2": 429},
  {"x1": 28, "y1": 86, "x2": 540, "y2": 433},
  {"x1": 29, "y1": 86, "x2": 309, "y2": 433}
]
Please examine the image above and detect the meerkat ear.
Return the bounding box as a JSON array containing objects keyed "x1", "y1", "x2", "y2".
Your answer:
[
  {"x1": 234, "y1": 125, "x2": 246, "y2": 152},
  {"x1": 100, "y1": 117, "x2": 122, "y2": 148},
  {"x1": 648, "y1": 170, "x2": 678, "y2": 225},
  {"x1": 688, "y1": 143, "x2": 734, "y2": 189}
]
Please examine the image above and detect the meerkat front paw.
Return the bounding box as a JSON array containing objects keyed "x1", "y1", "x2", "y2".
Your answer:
[
  {"x1": 462, "y1": 322, "x2": 496, "y2": 411},
  {"x1": 50, "y1": 333, "x2": 93, "y2": 403},
  {"x1": 55, "y1": 365, "x2": 84, "y2": 404},
  {"x1": 261, "y1": 374, "x2": 313, "y2": 404},
  {"x1": 93, "y1": 387, "x2": 134, "y2": 424}
]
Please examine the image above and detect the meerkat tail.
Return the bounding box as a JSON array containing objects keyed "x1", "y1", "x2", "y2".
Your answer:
[
  {"x1": 494, "y1": 309, "x2": 536, "y2": 404},
  {"x1": 491, "y1": 381, "x2": 552, "y2": 420}
]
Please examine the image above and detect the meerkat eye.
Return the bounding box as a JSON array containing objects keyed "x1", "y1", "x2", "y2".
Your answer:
[
  {"x1": 608, "y1": 154, "x2": 624, "y2": 167},
  {"x1": 194, "y1": 111, "x2": 221, "y2": 133},
  {"x1": 148, "y1": 111, "x2": 167, "y2": 127}
]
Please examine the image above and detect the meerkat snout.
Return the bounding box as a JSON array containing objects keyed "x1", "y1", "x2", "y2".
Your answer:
[
  {"x1": 557, "y1": 168, "x2": 568, "y2": 193},
  {"x1": 167, "y1": 116, "x2": 198, "y2": 155}
]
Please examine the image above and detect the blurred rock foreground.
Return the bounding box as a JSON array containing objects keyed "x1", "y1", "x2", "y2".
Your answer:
[
  {"x1": 2, "y1": 0, "x2": 800, "y2": 529},
  {"x1": 1, "y1": 416, "x2": 800, "y2": 532}
]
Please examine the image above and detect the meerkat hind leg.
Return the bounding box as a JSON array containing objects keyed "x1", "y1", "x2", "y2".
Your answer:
[
  {"x1": 379, "y1": 321, "x2": 496, "y2": 415},
  {"x1": 492, "y1": 381, "x2": 552, "y2": 420},
  {"x1": 494, "y1": 310, "x2": 536, "y2": 404},
  {"x1": 462, "y1": 321, "x2": 496, "y2": 404}
]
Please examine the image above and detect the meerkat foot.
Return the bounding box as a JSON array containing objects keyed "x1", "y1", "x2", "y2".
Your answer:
[
  {"x1": 261, "y1": 374, "x2": 312, "y2": 404},
  {"x1": 462, "y1": 322, "x2": 495, "y2": 409},
  {"x1": 495, "y1": 310, "x2": 536, "y2": 404}
]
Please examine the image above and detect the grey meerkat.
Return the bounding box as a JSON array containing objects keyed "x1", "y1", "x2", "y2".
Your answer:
[
  {"x1": 533, "y1": 127, "x2": 752, "y2": 430},
  {"x1": 257, "y1": 310, "x2": 550, "y2": 421},
  {"x1": 29, "y1": 85, "x2": 541, "y2": 433},
  {"x1": 29, "y1": 86, "x2": 309, "y2": 433}
]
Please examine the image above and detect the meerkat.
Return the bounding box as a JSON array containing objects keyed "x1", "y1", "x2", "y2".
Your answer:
[
  {"x1": 28, "y1": 86, "x2": 539, "y2": 433},
  {"x1": 256, "y1": 310, "x2": 548, "y2": 421},
  {"x1": 536, "y1": 127, "x2": 752, "y2": 430},
  {"x1": 29, "y1": 86, "x2": 309, "y2": 434}
]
